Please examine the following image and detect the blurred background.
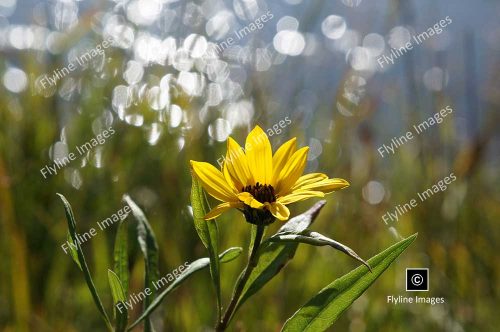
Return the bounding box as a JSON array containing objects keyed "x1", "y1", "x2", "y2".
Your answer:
[{"x1": 0, "y1": 0, "x2": 499, "y2": 331}]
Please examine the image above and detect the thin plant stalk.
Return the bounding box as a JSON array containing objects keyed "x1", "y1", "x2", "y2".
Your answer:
[{"x1": 216, "y1": 225, "x2": 265, "y2": 331}]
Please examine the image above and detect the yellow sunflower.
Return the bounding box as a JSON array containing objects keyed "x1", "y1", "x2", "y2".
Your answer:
[{"x1": 190, "y1": 125, "x2": 349, "y2": 224}]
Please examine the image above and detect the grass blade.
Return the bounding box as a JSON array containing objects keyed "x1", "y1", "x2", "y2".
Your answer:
[
  {"x1": 114, "y1": 218, "x2": 129, "y2": 297},
  {"x1": 57, "y1": 193, "x2": 113, "y2": 332},
  {"x1": 123, "y1": 194, "x2": 159, "y2": 332},
  {"x1": 66, "y1": 232, "x2": 82, "y2": 270}
]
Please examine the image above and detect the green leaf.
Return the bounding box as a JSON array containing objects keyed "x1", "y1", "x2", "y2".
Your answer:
[
  {"x1": 190, "y1": 174, "x2": 222, "y2": 318},
  {"x1": 114, "y1": 218, "x2": 129, "y2": 297},
  {"x1": 281, "y1": 233, "x2": 418, "y2": 332},
  {"x1": 57, "y1": 193, "x2": 113, "y2": 332},
  {"x1": 235, "y1": 201, "x2": 327, "y2": 312},
  {"x1": 123, "y1": 194, "x2": 159, "y2": 332},
  {"x1": 66, "y1": 232, "x2": 82, "y2": 270},
  {"x1": 127, "y1": 247, "x2": 242, "y2": 331},
  {"x1": 219, "y1": 247, "x2": 243, "y2": 263},
  {"x1": 236, "y1": 241, "x2": 297, "y2": 312},
  {"x1": 107, "y1": 269, "x2": 126, "y2": 303},
  {"x1": 108, "y1": 269, "x2": 128, "y2": 332},
  {"x1": 270, "y1": 230, "x2": 371, "y2": 270}
]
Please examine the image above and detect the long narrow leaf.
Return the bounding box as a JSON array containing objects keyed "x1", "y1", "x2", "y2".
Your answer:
[
  {"x1": 127, "y1": 247, "x2": 242, "y2": 331},
  {"x1": 123, "y1": 194, "x2": 159, "y2": 332},
  {"x1": 190, "y1": 174, "x2": 221, "y2": 318},
  {"x1": 66, "y1": 232, "x2": 81, "y2": 270},
  {"x1": 114, "y1": 218, "x2": 129, "y2": 297},
  {"x1": 270, "y1": 230, "x2": 371, "y2": 270},
  {"x1": 281, "y1": 233, "x2": 418, "y2": 332},
  {"x1": 57, "y1": 193, "x2": 113, "y2": 331}
]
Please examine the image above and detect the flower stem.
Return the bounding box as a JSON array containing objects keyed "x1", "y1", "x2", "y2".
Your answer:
[{"x1": 216, "y1": 224, "x2": 265, "y2": 331}]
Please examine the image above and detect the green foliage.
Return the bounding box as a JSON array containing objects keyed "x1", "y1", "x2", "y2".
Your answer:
[
  {"x1": 107, "y1": 269, "x2": 127, "y2": 332},
  {"x1": 190, "y1": 174, "x2": 222, "y2": 319},
  {"x1": 236, "y1": 241, "x2": 297, "y2": 312},
  {"x1": 122, "y1": 194, "x2": 159, "y2": 332},
  {"x1": 113, "y1": 219, "x2": 129, "y2": 297},
  {"x1": 107, "y1": 269, "x2": 126, "y2": 305},
  {"x1": 128, "y1": 247, "x2": 243, "y2": 330},
  {"x1": 281, "y1": 233, "x2": 417, "y2": 331},
  {"x1": 269, "y1": 230, "x2": 370, "y2": 270},
  {"x1": 58, "y1": 194, "x2": 245, "y2": 332},
  {"x1": 225, "y1": 200, "x2": 373, "y2": 330},
  {"x1": 57, "y1": 193, "x2": 113, "y2": 331},
  {"x1": 233, "y1": 204, "x2": 322, "y2": 312},
  {"x1": 66, "y1": 232, "x2": 82, "y2": 270},
  {"x1": 236, "y1": 200, "x2": 366, "y2": 311}
]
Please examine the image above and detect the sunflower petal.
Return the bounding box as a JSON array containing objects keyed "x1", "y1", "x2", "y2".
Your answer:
[
  {"x1": 291, "y1": 173, "x2": 328, "y2": 190},
  {"x1": 225, "y1": 137, "x2": 253, "y2": 189},
  {"x1": 271, "y1": 137, "x2": 296, "y2": 187},
  {"x1": 237, "y1": 192, "x2": 264, "y2": 209},
  {"x1": 204, "y1": 201, "x2": 244, "y2": 220},
  {"x1": 275, "y1": 146, "x2": 309, "y2": 195},
  {"x1": 190, "y1": 161, "x2": 238, "y2": 202},
  {"x1": 268, "y1": 202, "x2": 290, "y2": 221},
  {"x1": 222, "y1": 161, "x2": 238, "y2": 192},
  {"x1": 298, "y1": 177, "x2": 350, "y2": 193},
  {"x1": 277, "y1": 190, "x2": 325, "y2": 205},
  {"x1": 245, "y1": 126, "x2": 272, "y2": 185}
]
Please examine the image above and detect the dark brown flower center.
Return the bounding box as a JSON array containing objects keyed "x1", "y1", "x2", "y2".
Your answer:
[{"x1": 242, "y1": 182, "x2": 276, "y2": 203}]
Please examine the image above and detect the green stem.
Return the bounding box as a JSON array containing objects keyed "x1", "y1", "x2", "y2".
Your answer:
[{"x1": 215, "y1": 225, "x2": 265, "y2": 331}]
